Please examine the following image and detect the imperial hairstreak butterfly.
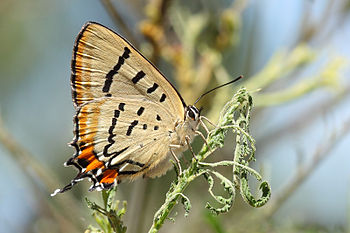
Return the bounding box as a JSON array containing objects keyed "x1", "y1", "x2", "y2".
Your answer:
[{"x1": 52, "y1": 22, "x2": 242, "y2": 196}]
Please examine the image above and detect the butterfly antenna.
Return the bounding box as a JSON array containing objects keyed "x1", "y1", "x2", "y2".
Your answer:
[{"x1": 194, "y1": 75, "x2": 243, "y2": 105}]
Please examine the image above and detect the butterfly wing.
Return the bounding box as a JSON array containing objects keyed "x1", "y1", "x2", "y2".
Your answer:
[
  {"x1": 71, "y1": 22, "x2": 186, "y2": 114},
  {"x1": 63, "y1": 96, "x2": 175, "y2": 191},
  {"x1": 53, "y1": 22, "x2": 187, "y2": 195}
]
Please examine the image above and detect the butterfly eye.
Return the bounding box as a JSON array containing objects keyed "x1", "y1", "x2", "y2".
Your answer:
[{"x1": 187, "y1": 108, "x2": 196, "y2": 120}]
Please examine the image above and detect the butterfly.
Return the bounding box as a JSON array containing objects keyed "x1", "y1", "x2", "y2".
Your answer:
[{"x1": 52, "y1": 22, "x2": 241, "y2": 196}]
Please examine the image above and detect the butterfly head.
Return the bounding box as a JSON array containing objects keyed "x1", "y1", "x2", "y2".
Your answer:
[{"x1": 184, "y1": 105, "x2": 201, "y2": 130}]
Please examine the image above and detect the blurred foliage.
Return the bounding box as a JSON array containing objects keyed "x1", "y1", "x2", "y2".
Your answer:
[
  {"x1": 1, "y1": 0, "x2": 349, "y2": 233},
  {"x1": 85, "y1": 187, "x2": 127, "y2": 233}
]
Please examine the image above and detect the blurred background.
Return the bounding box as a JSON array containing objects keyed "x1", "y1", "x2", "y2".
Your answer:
[{"x1": 1, "y1": 0, "x2": 349, "y2": 232}]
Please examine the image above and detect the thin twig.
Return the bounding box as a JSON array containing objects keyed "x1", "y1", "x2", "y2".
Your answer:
[
  {"x1": 264, "y1": 115, "x2": 350, "y2": 218},
  {"x1": 258, "y1": 85, "x2": 350, "y2": 149},
  {"x1": 157, "y1": 0, "x2": 173, "y2": 25},
  {"x1": 140, "y1": 0, "x2": 174, "y2": 64},
  {"x1": 199, "y1": 161, "x2": 262, "y2": 180},
  {"x1": 296, "y1": 1, "x2": 347, "y2": 45},
  {"x1": 100, "y1": 0, "x2": 139, "y2": 46},
  {"x1": 0, "y1": 114, "x2": 85, "y2": 232}
]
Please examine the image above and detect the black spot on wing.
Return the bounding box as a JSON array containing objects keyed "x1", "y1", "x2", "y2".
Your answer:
[
  {"x1": 143, "y1": 124, "x2": 147, "y2": 130},
  {"x1": 103, "y1": 109, "x2": 120, "y2": 157},
  {"x1": 132, "y1": 71, "x2": 145, "y2": 84},
  {"x1": 160, "y1": 93, "x2": 166, "y2": 102},
  {"x1": 154, "y1": 126, "x2": 159, "y2": 130},
  {"x1": 147, "y1": 83, "x2": 159, "y2": 93},
  {"x1": 108, "y1": 118, "x2": 117, "y2": 138},
  {"x1": 77, "y1": 158, "x2": 90, "y2": 168},
  {"x1": 79, "y1": 141, "x2": 86, "y2": 147},
  {"x1": 126, "y1": 120, "x2": 138, "y2": 136},
  {"x1": 103, "y1": 47, "x2": 131, "y2": 94},
  {"x1": 137, "y1": 107, "x2": 145, "y2": 116},
  {"x1": 156, "y1": 115, "x2": 161, "y2": 121},
  {"x1": 118, "y1": 103, "x2": 125, "y2": 111},
  {"x1": 114, "y1": 109, "x2": 120, "y2": 118}
]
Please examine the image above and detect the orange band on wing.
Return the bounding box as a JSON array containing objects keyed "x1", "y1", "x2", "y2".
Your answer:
[
  {"x1": 78, "y1": 145, "x2": 94, "y2": 160},
  {"x1": 100, "y1": 169, "x2": 118, "y2": 184},
  {"x1": 85, "y1": 158, "x2": 105, "y2": 172},
  {"x1": 77, "y1": 101, "x2": 100, "y2": 146},
  {"x1": 73, "y1": 29, "x2": 95, "y2": 107},
  {"x1": 75, "y1": 99, "x2": 105, "y2": 172}
]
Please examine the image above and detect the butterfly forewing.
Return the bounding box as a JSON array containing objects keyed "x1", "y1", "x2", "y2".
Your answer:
[{"x1": 71, "y1": 22, "x2": 185, "y2": 116}]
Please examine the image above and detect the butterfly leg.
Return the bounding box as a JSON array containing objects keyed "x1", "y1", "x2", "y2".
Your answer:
[
  {"x1": 185, "y1": 135, "x2": 197, "y2": 160},
  {"x1": 199, "y1": 118, "x2": 210, "y2": 135},
  {"x1": 169, "y1": 145, "x2": 182, "y2": 175},
  {"x1": 195, "y1": 130, "x2": 212, "y2": 152},
  {"x1": 200, "y1": 116, "x2": 218, "y2": 131}
]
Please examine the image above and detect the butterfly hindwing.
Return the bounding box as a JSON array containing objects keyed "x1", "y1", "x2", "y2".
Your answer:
[{"x1": 67, "y1": 96, "x2": 175, "y2": 190}]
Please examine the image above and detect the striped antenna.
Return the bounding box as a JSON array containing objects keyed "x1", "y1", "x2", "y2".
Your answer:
[{"x1": 194, "y1": 75, "x2": 243, "y2": 105}]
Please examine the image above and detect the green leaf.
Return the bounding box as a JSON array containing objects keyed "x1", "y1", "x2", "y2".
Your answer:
[
  {"x1": 203, "y1": 171, "x2": 235, "y2": 215},
  {"x1": 240, "y1": 174, "x2": 271, "y2": 208},
  {"x1": 180, "y1": 194, "x2": 192, "y2": 217},
  {"x1": 85, "y1": 188, "x2": 127, "y2": 233}
]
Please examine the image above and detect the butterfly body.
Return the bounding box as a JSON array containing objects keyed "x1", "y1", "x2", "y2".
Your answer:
[
  {"x1": 140, "y1": 106, "x2": 200, "y2": 178},
  {"x1": 148, "y1": 105, "x2": 201, "y2": 174},
  {"x1": 52, "y1": 22, "x2": 201, "y2": 195}
]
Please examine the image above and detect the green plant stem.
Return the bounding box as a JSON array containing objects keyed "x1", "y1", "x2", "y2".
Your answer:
[
  {"x1": 148, "y1": 96, "x2": 231, "y2": 232},
  {"x1": 199, "y1": 161, "x2": 262, "y2": 180},
  {"x1": 149, "y1": 149, "x2": 212, "y2": 233},
  {"x1": 148, "y1": 88, "x2": 270, "y2": 232}
]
